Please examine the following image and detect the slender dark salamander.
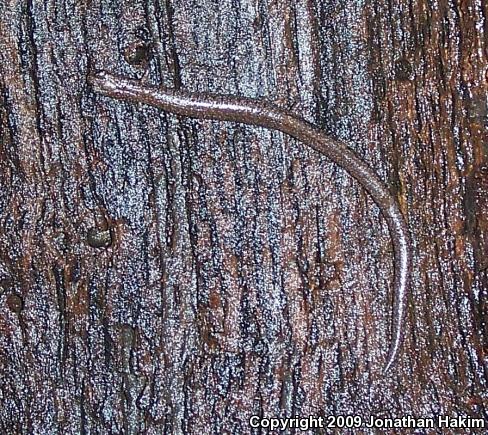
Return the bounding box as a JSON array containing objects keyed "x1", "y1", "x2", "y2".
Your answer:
[{"x1": 88, "y1": 70, "x2": 412, "y2": 373}]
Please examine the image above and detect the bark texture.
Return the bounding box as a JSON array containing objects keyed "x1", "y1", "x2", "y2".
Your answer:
[{"x1": 0, "y1": 0, "x2": 486, "y2": 433}]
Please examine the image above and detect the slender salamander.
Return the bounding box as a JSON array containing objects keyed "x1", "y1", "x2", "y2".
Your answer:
[{"x1": 88, "y1": 70, "x2": 412, "y2": 373}]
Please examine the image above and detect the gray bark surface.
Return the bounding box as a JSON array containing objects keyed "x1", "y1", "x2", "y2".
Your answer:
[{"x1": 0, "y1": 0, "x2": 486, "y2": 433}]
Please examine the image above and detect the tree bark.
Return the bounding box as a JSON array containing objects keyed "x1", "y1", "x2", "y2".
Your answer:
[{"x1": 0, "y1": 0, "x2": 486, "y2": 433}]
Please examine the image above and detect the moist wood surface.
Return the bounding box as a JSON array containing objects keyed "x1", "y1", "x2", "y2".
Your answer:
[{"x1": 0, "y1": 0, "x2": 486, "y2": 433}]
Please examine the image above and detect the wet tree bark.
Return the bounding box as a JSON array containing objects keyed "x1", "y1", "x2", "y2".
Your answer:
[{"x1": 0, "y1": 0, "x2": 486, "y2": 433}]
